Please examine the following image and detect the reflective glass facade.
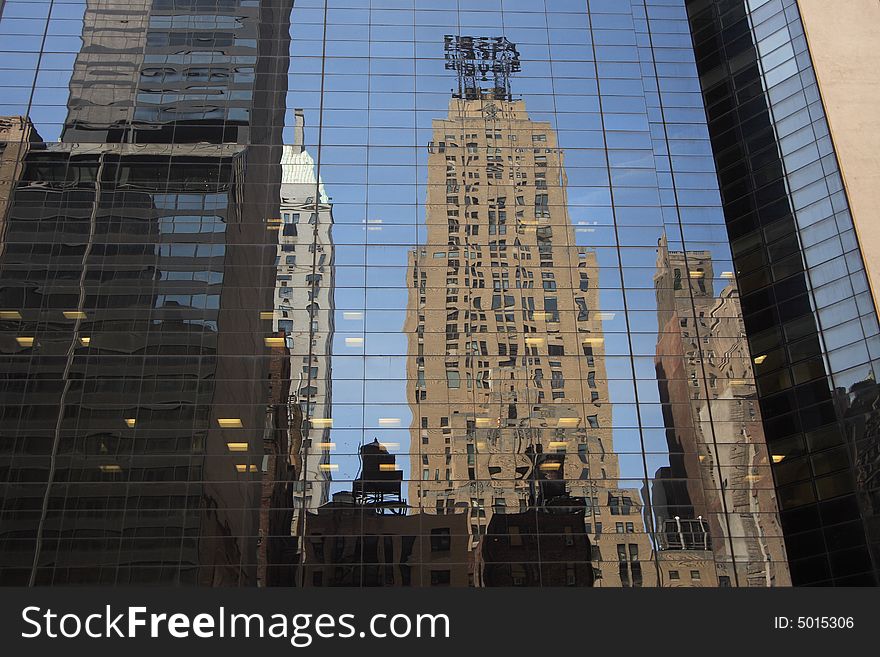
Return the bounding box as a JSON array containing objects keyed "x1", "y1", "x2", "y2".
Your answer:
[
  {"x1": 687, "y1": 0, "x2": 880, "y2": 585},
  {"x1": 0, "y1": 0, "x2": 873, "y2": 587}
]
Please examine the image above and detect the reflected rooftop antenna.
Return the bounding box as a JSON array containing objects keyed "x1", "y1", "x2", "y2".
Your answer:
[{"x1": 444, "y1": 35, "x2": 521, "y2": 101}]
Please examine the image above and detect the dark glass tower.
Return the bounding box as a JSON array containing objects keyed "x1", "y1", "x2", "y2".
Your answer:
[
  {"x1": 685, "y1": 0, "x2": 880, "y2": 585},
  {"x1": 0, "y1": 0, "x2": 291, "y2": 585}
]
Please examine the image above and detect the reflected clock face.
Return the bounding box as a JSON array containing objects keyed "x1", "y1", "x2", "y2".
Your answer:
[{"x1": 482, "y1": 103, "x2": 498, "y2": 120}]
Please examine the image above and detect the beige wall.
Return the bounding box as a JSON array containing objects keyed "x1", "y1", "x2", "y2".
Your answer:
[{"x1": 798, "y1": 0, "x2": 880, "y2": 302}]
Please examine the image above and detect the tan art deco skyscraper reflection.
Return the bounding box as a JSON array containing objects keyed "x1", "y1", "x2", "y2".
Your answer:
[{"x1": 404, "y1": 37, "x2": 655, "y2": 586}]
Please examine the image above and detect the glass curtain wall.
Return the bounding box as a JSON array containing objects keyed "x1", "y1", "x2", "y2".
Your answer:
[
  {"x1": 0, "y1": 0, "x2": 790, "y2": 587},
  {"x1": 686, "y1": 0, "x2": 880, "y2": 586}
]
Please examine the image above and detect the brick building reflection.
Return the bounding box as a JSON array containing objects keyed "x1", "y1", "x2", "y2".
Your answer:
[{"x1": 652, "y1": 234, "x2": 790, "y2": 586}]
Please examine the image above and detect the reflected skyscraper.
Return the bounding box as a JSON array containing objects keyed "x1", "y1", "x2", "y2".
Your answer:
[
  {"x1": 274, "y1": 110, "x2": 336, "y2": 515},
  {"x1": 653, "y1": 234, "x2": 789, "y2": 586},
  {"x1": 406, "y1": 36, "x2": 653, "y2": 587},
  {"x1": 63, "y1": 0, "x2": 259, "y2": 145},
  {"x1": 257, "y1": 109, "x2": 335, "y2": 587},
  {"x1": 0, "y1": 117, "x2": 40, "y2": 253}
]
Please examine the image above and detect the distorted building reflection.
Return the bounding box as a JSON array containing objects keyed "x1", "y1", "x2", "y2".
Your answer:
[
  {"x1": 477, "y1": 449, "x2": 594, "y2": 587},
  {"x1": 0, "y1": 117, "x2": 42, "y2": 249},
  {"x1": 352, "y1": 439, "x2": 405, "y2": 511},
  {"x1": 257, "y1": 104, "x2": 336, "y2": 585},
  {"x1": 834, "y1": 378, "x2": 880, "y2": 571},
  {"x1": 653, "y1": 234, "x2": 789, "y2": 586},
  {"x1": 276, "y1": 109, "x2": 336, "y2": 512},
  {"x1": 685, "y1": 0, "x2": 880, "y2": 585},
  {"x1": 299, "y1": 441, "x2": 470, "y2": 587},
  {"x1": 256, "y1": 331, "x2": 299, "y2": 587},
  {"x1": 404, "y1": 36, "x2": 646, "y2": 587},
  {"x1": 0, "y1": 0, "x2": 291, "y2": 584}
]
